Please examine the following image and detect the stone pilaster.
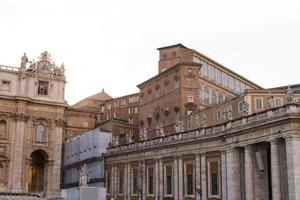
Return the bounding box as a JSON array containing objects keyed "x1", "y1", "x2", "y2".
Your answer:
[
  {"x1": 221, "y1": 152, "x2": 227, "y2": 200},
  {"x1": 178, "y1": 156, "x2": 183, "y2": 200},
  {"x1": 159, "y1": 159, "x2": 164, "y2": 199},
  {"x1": 195, "y1": 154, "x2": 201, "y2": 200},
  {"x1": 49, "y1": 124, "x2": 64, "y2": 196},
  {"x1": 270, "y1": 139, "x2": 281, "y2": 200},
  {"x1": 226, "y1": 148, "x2": 241, "y2": 200},
  {"x1": 244, "y1": 145, "x2": 254, "y2": 200},
  {"x1": 142, "y1": 162, "x2": 146, "y2": 200},
  {"x1": 11, "y1": 114, "x2": 27, "y2": 192},
  {"x1": 127, "y1": 163, "x2": 131, "y2": 200},
  {"x1": 200, "y1": 153, "x2": 207, "y2": 200},
  {"x1": 155, "y1": 159, "x2": 159, "y2": 200},
  {"x1": 139, "y1": 161, "x2": 146, "y2": 200},
  {"x1": 173, "y1": 157, "x2": 178, "y2": 200},
  {"x1": 285, "y1": 137, "x2": 300, "y2": 200}
]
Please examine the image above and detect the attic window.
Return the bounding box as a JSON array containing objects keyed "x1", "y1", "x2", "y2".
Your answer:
[
  {"x1": 38, "y1": 81, "x2": 49, "y2": 95},
  {"x1": 1, "y1": 80, "x2": 11, "y2": 91}
]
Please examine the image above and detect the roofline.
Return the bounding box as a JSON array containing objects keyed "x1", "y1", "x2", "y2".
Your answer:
[
  {"x1": 268, "y1": 83, "x2": 300, "y2": 90},
  {"x1": 191, "y1": 49, "x2": 263, "y2": 89},
  {"x1": 137, "y1": 62, "x2": 202, "y2": 88},
  {"x1": 157, "y1": 43, "x2": 188, "y2": 50}
]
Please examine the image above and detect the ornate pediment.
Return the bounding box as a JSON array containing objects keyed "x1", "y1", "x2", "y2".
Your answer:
[{"x1": 25, "y1": 51, "x2": 65, "y2": 79}]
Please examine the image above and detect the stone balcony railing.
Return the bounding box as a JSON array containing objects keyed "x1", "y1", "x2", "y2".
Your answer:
[
  {"x1": 106, "y1": 103, "x2": 300, "y2": 155},
  {"x1": 0, "y1": 65, "x2": 19, "y2": 72}
]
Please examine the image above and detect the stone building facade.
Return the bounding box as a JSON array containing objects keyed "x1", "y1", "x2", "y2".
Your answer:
[
  {"x1": 105, "y1": 103, "x2": 300, "y2": 200},
  {"x1": 0, "y1": 52, "x2": 66, "y2": 197}
]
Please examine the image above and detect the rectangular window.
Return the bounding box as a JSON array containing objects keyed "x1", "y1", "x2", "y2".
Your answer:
[
  {"x1": 164, "y1": 165, "x2": 173, "y2": 196},
  {"x1": 38, "y1": 81, "x2": 48, "y2": 95},
  {"x1": 134, "y1": 107, "x2": 138, "y2": 114},
  {"x1": 238, "y1": 101, "x2": 243, "y2": 113},
  {"x1": 118, "y1": 170, "x2": 124, "y2": 194},
  {"x1": 216, "y1": 69, "x2": 222, "y2": 84},
  {"x1": 209, "y1": 65, "x2": 215, "y2": 80},
  {"x1": 185, "y1": 163, "x2": 194, "y2": 196},
  {"x1": 229, "y1": 76, "x2": 234, "y2": 90},
  {"x1": 186, "y1": 78, "x2": 192, "y2": 86},
  {"x1": 234, "y1": 79, "x2": 241, "y2": 93},
  {"x1": 275, "y1": 98, "x2": 283, "y2": 107},
  {"x1": 255, "y1": 98, "x2": 263, "y2": 110},
  {"x1": 175, "y1": 79, "x2": 180, "y2": 89},
  {"x1": 187, "y1": 96, "x2": 193, "y2": 103},
  {"x1": 217, "y1": 109, "x2": 221, "y2": 120},
  {"x1": 1, "y1": 80, "x2": 11, "y2": 91},
  {"x1": 132, "y1": 168, "x2": 138, "y2": 195},
  {"x1": 207, "y1": 158, "x2": 220, "y2": 198},
  {"x1": 156, "y1": 88, "x2": 160, "y2": 98},
  {"x1": 147, "y1": 167, "x2": 154, "y2": 195},
  {"x1": 222, "y1": 72, "x2": 229, "y2": 88}
]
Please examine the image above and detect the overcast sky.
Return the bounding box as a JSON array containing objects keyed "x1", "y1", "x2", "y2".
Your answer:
[{"x1": 0, "y1": 0, "x2": 299, "y2": 105}]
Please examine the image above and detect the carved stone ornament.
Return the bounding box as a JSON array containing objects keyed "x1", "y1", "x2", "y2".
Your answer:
[
  {"x1": 139, "y1": 127, "x2": 148, "y2": 141},
  {"x1": 26, "y1": 51, "x2": 65, "y2": 78},
  {"x1": 126, "y1": 132, "x2": 133, "y2": 144},
  {"x1": 242, "y1": 101, "x2": 249, "y2": 116},
  {"x1": 55, "y1": 118, "x2": 66, "y2": 127},
  {"x1": 11, "y1": 112, "x2": 30, "y2": 121},
  {"x1": 175, "y1": 120, "x2": 184, "y2": 133}
]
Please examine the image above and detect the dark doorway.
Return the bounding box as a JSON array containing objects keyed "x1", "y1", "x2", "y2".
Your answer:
[{"x1": 29, "y1": 150, "x2": 48, "y2": 193}]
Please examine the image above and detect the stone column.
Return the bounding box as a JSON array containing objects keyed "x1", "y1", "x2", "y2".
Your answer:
[
  {"x1": 285, "y1": 137, "x2": 300, "y2": 200},
  {"x1": 221, "y1": 152, "x2": 227, "y2": 200},
  {"x1": 200, "y1": 153, "x2": 207, "y2": 200},
  {"x1": 124, "y1": 164, "x2": 128, "y2": 199},
  {"x1": 127, "y1": 163, "x2": 131, "y2": 200},
  {"x1": 115, "y1": 165, "x2": 118, "y2": 198},
  {"x1": 159, "y1": 159, "x2": 164, "y2": 199},
  {"x1": 142, "y1": 162, "x2": 146, "y2": 200},
  {"x1": 226, "y1": 148, "x2": 241, "y2": 200},
  {"x1": 139, "y1": 161, "x2": 146, "y2": 200},
  {"x1": 244, "y1": 145, "x2": 254, "y2": 200},
  {"x1": 270, "y1": 139, "x2": 281, "y2": 200},
  {"x1": 195, "y1": 154, "x2": 201, "y2": 200},
  {"x1": 178, "y1": 156, "x2": 183, "y2": 199},
  {"x1": 155, "y1": 159, "x2": 159, "y2": 200},
  {"x1": 173, "y1": 157, "x2": 178, "y2": 200},
  {"x1": 11, "y1": 114, "x2": 27, "y2": 192},
  {"x1": 111, "y1": 165, "x2": 115, "y2": 197}
]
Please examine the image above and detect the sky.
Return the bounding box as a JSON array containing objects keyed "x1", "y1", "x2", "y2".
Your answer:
[{"x1": 0, "y1": 0, "x2": 299, "y2": 105}]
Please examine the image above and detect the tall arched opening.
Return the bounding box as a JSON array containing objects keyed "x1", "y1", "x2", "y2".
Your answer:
[{"x1": 28, "y1": 149, "x2": 48, "y2": 194}]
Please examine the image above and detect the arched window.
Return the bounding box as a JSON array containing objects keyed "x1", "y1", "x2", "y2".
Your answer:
[
  {"x1": 36, "y1": 123, "x2": 46, "y2": 143},
  {"x1": 211, "y1": 90, "x2": 217, "y2": 104},
  {"x1": 0, "y1": 121, "x2": 7, "y2": 139},
  {"x1": 0, "y1": 163, "x2": 4, "y2": 182},
  {"x1": 203, "y1": 86, "x2": 210, "y2": 104}
]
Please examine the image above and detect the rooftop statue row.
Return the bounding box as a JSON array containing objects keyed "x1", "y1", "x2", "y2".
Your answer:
[{"x1": 20, "y1": 51, "x2": 65, "y2": 78}]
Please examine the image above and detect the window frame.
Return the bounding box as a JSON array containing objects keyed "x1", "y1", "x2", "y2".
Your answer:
[
  {"x1": 255, "y1": 97, "x2": 264, "y2": 111},
  {"x1": 184, "y1": 161, "x2": 195, "y2": 197},
  {"x1": 147, "y1": 165, "x2": 155, "y2": 196},
  {"x1": 207, "y1": 157, "x2": 221, "y2": 198},
  {"x1": 164, "y1": 163, "x2": 173, "y2": 197},
  {"x1": 37, "y1": 81, "x2": 49, "y2": 96}
]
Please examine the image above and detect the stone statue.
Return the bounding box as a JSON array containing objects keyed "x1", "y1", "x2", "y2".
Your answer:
[
  {"x1": 21, "y1": 53, "x2": 28, "y2": 69},
  {"x1": 286, "y1": 85, "x2": 294, "y2": 103},
  {"x1": 115, "y1": 136, "x2": 119, "y2": 146},
  {"x1": 175, "y1": 120, "x2": 184, "y2": 133},
  {"x1": 79, "y1": 164, "x2": 91, "y2": 187},
  {"x1": 223, "y1": 106, "x2": 233, "y2": 122},
  {"x1": 268, "y1": 92, "x2": 274, "y2": 108},
  {"x1": 198, "y1": 114, "x2": 207, "y2": 128},
  {"x1": 159, "y1": 125, "x2": 165, "y2": 137},
  {"x1": 126, "y1": 132, "x2": 133, "y2": 144},
  {"x1": 60, "y1": 63, "x2": 65, "y2": 76},
  {"x1": 140, "y1": 127, "x2": 148, "y2": 141},
  {"x1": 242, "y1": 101, "x2": 249, "y2": 115}
]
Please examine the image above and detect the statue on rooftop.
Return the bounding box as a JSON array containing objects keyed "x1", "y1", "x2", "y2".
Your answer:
[
  {"x1": 286, "y1": 85, "x2": 294, "y2": 103},
  {"x1": 175, "y1": 119, "x2": 184, "y2": 133},
  {"x1": 268, "y1": 92, "x2": 274, "y2": 108},
  {"x1": 21, "y1": 53, "x2": 28, "y2": 69},
  {"x1": 126, "y1": 132, "x2": 133, "y2": 144}
]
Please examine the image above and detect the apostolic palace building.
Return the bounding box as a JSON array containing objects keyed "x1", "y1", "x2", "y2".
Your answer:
[{"x1": 0, "y1": 44, "x2": 300, "y2": 200}]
